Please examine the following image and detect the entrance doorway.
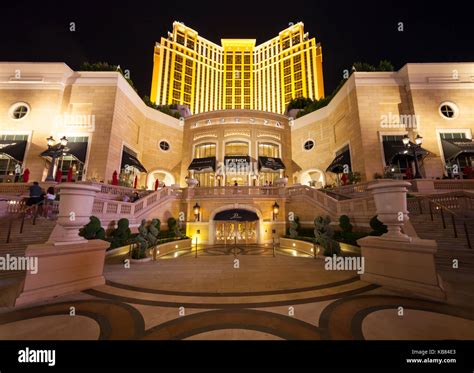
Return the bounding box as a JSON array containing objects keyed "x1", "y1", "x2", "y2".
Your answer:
[
  {"x1": 215, "y1": 221, "x2": 257, "y2": 245},
  {"x1": 213, "y1": 208, "x2": 259, "y2": 246}
]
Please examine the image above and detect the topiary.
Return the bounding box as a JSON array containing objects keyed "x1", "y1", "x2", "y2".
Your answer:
[
  {"x1": 133, "y1": 219, "x2": 149, "y2": 259},
  {"x1": 289, "y1": 215, "x2": 300, "y2": 239},
  {"x1": 369, "y1": 215, "x2": 388, "y2": 236},
  {"x1": 147, "y1": 218, "x2": 161, "y2": 249},
  {"x1": 109, "y1": 218, "x2": 132, "y2": 249},
  {"x1": 167, "y1": 217, "x2": 183, "y2": 238},
  {"x1": 339, "y1": 215, "x2": 353, "y2": 233},
  {"x1": 79, "y1": 216, "x2": 106, "y2": 240},
  {"x1": 314, "y1": 216, "x2": 341, "y2": 256}
]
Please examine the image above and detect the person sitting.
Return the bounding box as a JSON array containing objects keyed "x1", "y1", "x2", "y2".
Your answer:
[
  {"x1": 131, "y1": 192, "x2": 140, "y2": 202},
  {"x1": 44, "y1": 187, "x2": 56, "y2": 218},
  {"x1": 122, "y1": 194, "x2": 131, "y2": 202},
  {"x1": 27, "y1": 182, "x2": 43, "y2": 206}
]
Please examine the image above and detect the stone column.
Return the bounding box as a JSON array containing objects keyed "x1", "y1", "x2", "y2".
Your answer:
[{"x1": 358, "y1": 179, "x2": 445, "y2": 302}]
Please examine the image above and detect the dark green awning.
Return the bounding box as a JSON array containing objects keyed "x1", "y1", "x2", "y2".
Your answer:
[
  {"x1": 188, "y1": 157, "x2": 216, "y2": 172},
  {"x1": 121, "y1": 150, "x2": 147, "y2": 173},
  {"x1": 383, "y1": 140, "x2": 429, "y2": 165},
  {"x1": 214, "y1": 209, "x2": 259, "y2": 221},
  {"x1": 441, "y1": 139, "x2": 474, "y2": 161},
  {"x1": 258, "y1": 156, "x2": 285, "y2": 172},
  {"x1": 326, "y1": 148, "x2": 351, "y2": 173},
  {"x1": 0, "y1": 140, "x2": 27, "y2": 162}
]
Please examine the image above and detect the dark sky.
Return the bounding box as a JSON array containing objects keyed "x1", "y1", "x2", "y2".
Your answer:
[{"x1": 1, "y1": 0, "x2": 473, "y2": 97}]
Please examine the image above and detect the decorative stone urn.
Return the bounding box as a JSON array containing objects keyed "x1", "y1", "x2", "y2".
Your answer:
[
  {"x1": 367, "y1": 180, "x2": 412, "y2": 242},
  {"x1": 47, "y1": 182, "x2": 102, "y2": 245},
  {"x1": 275, "y1": 177, "x2": 288, "y2": 186},
  {"x1": 186, "y1": 178, "x2": 199, "y2": 188}
]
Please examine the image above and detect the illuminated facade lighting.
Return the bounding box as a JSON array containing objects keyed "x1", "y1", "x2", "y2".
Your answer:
[{"x1": 150, "y1": 21, "x2": 324, "y2": 114}]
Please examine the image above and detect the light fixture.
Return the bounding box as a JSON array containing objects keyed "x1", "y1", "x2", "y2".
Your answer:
[
  {"x1": 60, "y1": 136, "x2": 68, "y2": 146},
  {"x1": 193, "y1": 202, "x2": 201, "y2": 221},
  {"x1": 46, "y1": 136, "x2": 55, "y2": 147},
  {"x1": 402, "y1": 134, "x2": 410, "y2": 146},
  {"x1": 415, "y1": 134, "x2": 423, "y2": 145},
  {"x1": 272, "y1": 201, "x2": 279, "y2": 220}
]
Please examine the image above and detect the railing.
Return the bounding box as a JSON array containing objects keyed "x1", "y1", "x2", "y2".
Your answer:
[
  {"x1": 5, "y1": 199, "x2": 59, "y2": 243},
  {"x1": 433, "y1": 179, "x2": 474, "y2": 191},
  {"x1": 407, "y1": 193, "x2": 473, "y2": 249},
  {"x1": 184, "y1": 186, "x2": 282, "y2": 198},
  {"x1": 92, "y1": 186, "x2": 181, "y2": 218},
  {"x1": 0, "y1": 182, "x2": 57, "y2": 195},
  {"x1": 328, "y1": 181, "x2": 376, "y2": 195}
]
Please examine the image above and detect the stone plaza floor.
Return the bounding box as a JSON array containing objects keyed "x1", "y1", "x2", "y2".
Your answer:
[{"x1": 1, "y1": 245, "x2": 474, "y2": 340}]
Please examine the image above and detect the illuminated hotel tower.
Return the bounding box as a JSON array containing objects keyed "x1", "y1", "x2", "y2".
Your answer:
[{"x1": 150, "y1": 21, "x2": 324, "y2": 114}]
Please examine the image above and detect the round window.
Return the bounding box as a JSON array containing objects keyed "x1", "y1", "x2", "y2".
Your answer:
[
  {"x1": 9, "y1": 102, "x2": 30, "y2": 120},
  {"x1": 439, "y1": 102, "x2": 458, "y2": 119},
  {"x1": 303, "y1": 139, "x2": 315, "y2": 151},
  {"x1": 159, "y1": 140, "x2": 170, "y2": 151}
]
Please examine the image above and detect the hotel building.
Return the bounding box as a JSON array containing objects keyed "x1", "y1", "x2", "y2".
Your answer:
[
  {"x1": 150, "y1": 22, "x2": 324, "y2": 114},
  {"x1": 1, "y1": 24, "x2": 473, "y2": 244}
]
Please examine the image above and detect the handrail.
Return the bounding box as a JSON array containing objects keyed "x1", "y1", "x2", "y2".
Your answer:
[{"x1": 409, "y1": 194, "x2": 472, "y2": 249}]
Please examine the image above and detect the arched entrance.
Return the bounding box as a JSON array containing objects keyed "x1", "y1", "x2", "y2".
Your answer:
[
  {"x1": 209, "y1": 204, "x2": 263, "y2": 245},
  {"x1": 299, "y1": 168, "x2": 326, "y2": 188},
  {"x1": 146, "y1": 169, "x2": 175, "y2": 190}
]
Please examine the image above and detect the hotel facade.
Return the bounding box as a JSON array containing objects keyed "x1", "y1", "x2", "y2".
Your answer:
[{"x1": 1, "y1": 24, "x2": 474, "y2": 244}]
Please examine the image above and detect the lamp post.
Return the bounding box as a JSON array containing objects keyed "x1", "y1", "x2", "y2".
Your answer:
[
  {"x1": 193, "y1": 202, "x2": 201, "y2": 222},
  {"x1": 402, "y1": 134, "x2": 423, "y2": 179},
  {"x1": 272, "y1": 201, "x2": 279, "y2": 221},
  {"x1": 45, "y1": 136, "x2": 68, "y2": 182}
]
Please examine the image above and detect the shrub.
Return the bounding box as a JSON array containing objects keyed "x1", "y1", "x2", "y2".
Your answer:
[
  {"x1": 313, "y1": 216, "x2": 341, "y2": 256},
  {"x1": 339, "y1": 215, "x2": 353, "y2": 233},
  {"x1": 79, "y1": 216, "x2": 106, "y2": 240},
  {"x1": 369, "y1": 215, "x2": 388, "y2": 236},
  {"x1": 289, "y1": 216, "x2": 300, "y2": 238},
  {"x1": 109, "y1": 218, "x2": 132, "y2": 249}
]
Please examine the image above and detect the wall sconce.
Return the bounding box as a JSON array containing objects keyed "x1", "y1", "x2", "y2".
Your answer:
[
  {"x1": 193, "y1": 202, "x2": 201, "y2": 222},
  {"x1": 272, "y1": 201, "x2": 279, "y2": 221}
]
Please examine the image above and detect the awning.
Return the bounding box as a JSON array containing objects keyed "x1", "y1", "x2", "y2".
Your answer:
[
  {"x1": 326, "y1": 148, "x2": 351, "y2": 173},
  {"x1": 214, "y1": 209, "x2": 259, "y2": 221},
  {"x1": 121, "y1": 150, "x2": 147, "y2": 173},
  {"x1": 441, "y1": 139, "x2": 474, "y2": 161},
  {"x1": 224, "y1": 155, "x2": 252, "y2": 171},
  {"x1": 66, "y1": 142, "x2": 88, "y2": 163},
  {"x1": 188, "y1": 157, "x2": 216, "y2": 172},
  {"x1": 0, "y1": 140, "x2": 27, "y2": 162},
  {"x1": 383, "y1": 140, "x2": 429, "y2": 165},
  {"x1": 258, "y1": 156, "x2": 285, "y2": 172},
  {"x1": 40, "y1": 143, "x2": 70, "y2": 158}
]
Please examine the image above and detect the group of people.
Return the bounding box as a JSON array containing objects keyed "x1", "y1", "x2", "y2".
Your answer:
[
  {"x1": 27, "y1": 181, "x2": 56, "y2": 218},
  {"x1": 122, "y1": 192, "x2": 141, "y2": 203}
]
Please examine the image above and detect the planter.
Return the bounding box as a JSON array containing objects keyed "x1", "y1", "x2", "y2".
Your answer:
[{"x1": 186, "y1": 178, "x2": 198, "y2": 188}]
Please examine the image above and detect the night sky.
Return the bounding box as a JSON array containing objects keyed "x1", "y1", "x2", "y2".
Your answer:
[{"x1": 1, "y1": 0, "x2": 473, "y2": 97}]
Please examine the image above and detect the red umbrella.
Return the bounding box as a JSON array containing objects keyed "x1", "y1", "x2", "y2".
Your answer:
[
  {"x1": 112, "y1": 170, "x2": 118, "y2": 185},
  {"x1": 133, "y1": 175, "x2": 138, "y2": 189},
  {"x1": 154, "y1": 179, "x2": 159, "y2": 191},
  {"x1": 55, "y1": 169, "x2": 63, "y2": 183},
  {"x1": 67, "y1": 167, "x2": 73, "y2": 182},
  {"x1": 22, "y1": 168, "x2": 30, "y2": 183}
]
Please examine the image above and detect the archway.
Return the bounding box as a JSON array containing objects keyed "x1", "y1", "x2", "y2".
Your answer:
[
  {"x1": 146, "y1": 169, "x2": 175, "y2": 190},
  {"x1": 209, "y1": 204, "x2": 263, "y2": 245},
  {"x1": 299, "y1": 168, "x2": 326, "y2": 188}
]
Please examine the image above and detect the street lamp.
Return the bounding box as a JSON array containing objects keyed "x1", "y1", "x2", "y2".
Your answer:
[
  {"x1": 45, "y1": 136, "x2": 68, "y2": 182},
  {"x1": 402, "y1": 134, "x2": 423, "y2": 179},
  {"x1": 272, "y1": 201, "x2": 279, "y2": 221},
  {"x1": 193, "y1": 202, "x2": 201, "y2": 222}
]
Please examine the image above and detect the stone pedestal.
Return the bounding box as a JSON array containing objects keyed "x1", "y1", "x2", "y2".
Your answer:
[
  {"x1": 15, "y1": 239, "x2": 108, "y2": 306},
  {"x1": 358, "y1": 236, "x2": 445, "y2": 302},
  {"x1": 359, "y1": 179, "x2": 445, "y2": 302}
]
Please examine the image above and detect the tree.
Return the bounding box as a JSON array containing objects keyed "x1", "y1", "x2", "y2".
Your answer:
[
  {"x1": 369, "y1": 215, "x2": 388, "y2": 236},
  {"x1": 79, "y1": 216, "x2": 106, "y2": 240},
  {"x1": 109, "y1": 218, "x2": 132, "y2": 249},
  {"x1": 289, "y1": 216, "x2": 300, "y2": 238},
  {"x1": 339, "y1": 215, "x2": 353, "y2": 233}
]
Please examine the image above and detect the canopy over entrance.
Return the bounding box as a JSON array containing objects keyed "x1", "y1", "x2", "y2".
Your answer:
[{"x1": 214, "y1": 209, "x2": 259, "y2": 221}]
